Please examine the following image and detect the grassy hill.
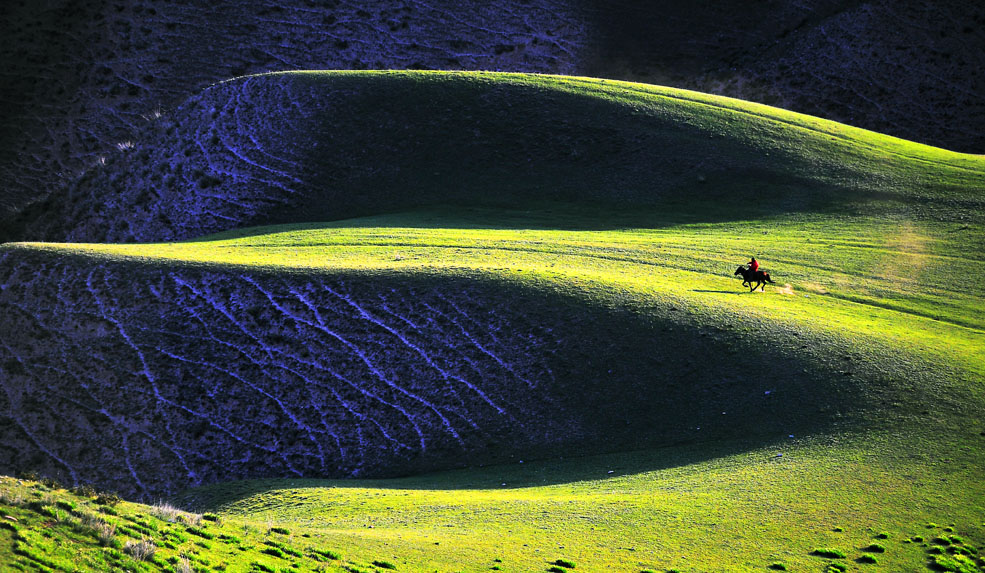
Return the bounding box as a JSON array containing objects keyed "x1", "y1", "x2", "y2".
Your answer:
[
  {"x1": 2, "y1": 72, "x2": 985, "y2": 571},
  {"x1": 13, "y1": 71, "x2": 985, "y2": 243}
]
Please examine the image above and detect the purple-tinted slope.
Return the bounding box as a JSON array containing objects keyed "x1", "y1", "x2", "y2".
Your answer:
[{"x1": 0, "y1": 247, "x2": 864, "y2": 498}]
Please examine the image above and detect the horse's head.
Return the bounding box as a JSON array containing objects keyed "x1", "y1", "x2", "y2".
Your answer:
[{"x1": 734, "y1": 266, "x2": 746, "y2": 276}]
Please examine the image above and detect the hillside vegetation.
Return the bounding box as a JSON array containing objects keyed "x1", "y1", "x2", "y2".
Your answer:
[{"x1": 2, "y1": 72, "x2": 985, "y2": 571}]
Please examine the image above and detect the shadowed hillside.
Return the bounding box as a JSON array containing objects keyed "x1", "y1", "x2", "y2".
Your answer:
[{"x1": 0, "y1": 242, "x2": 884, "y2": 498}]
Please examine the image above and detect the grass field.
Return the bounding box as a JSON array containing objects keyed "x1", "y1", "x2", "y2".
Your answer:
[
  {"x1": 2, "y1": 72, "x2": 984, "y2": 572},
  {"x1": 6, "y1": 200, "x2": 985, "y2": 571}
]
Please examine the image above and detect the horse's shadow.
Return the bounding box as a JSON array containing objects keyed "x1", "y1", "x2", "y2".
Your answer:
[{"x1": 692, "y1": 289, "x2": 750, "y2": 294}]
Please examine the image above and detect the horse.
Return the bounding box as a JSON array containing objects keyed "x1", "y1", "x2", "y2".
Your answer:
[{"x1": 734, "y1": 265, "x2": 774, "y2": 292}]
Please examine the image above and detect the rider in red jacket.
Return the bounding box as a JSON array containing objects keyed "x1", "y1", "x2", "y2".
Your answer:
[{"x1": 748, "y1": 257, "x2": 759, "y2": 273}]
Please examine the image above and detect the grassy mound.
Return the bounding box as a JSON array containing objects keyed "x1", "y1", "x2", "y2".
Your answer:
[{"x1": 15, "y1": 71, "x2": 985, "y2": 243}]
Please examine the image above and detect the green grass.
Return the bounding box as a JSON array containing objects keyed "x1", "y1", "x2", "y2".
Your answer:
[
  {"x1": 5, "y1": 201, "x2": 985, "y2": 571},
  {"x1": 3, "y1": 71, "x2": 985, "y2": 571},
  {"x1": 0, "y1": 477, "x2": 379, "y2": 572}
]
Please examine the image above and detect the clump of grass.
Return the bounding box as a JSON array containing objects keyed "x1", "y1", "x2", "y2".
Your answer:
[
  {"x1": 372, "y1": 560, "x2": 397, "y2": 569},
  {"x1": 912, "y1": 536, "x2": 925, "y2": 543},
  {"x1": 55, "y1": 500, "x2": 75, "y2": 512},
  {"x1": 768, "y1": 562, "x2": 787, "y2": 570},
  {"x1": 269, "y1": 526, "x2": 290, "y2": 535},
  {"x1": 812, "y1": 548, "x2": 847, "y2": 558},
  {"x1": 826, "y1": 563, "x2": 847, "y2": 572},
  {"x1": 186, "y1": 526, "x2": 215, "y2": 540},
  {"x1": 864, "y1": 543, "x2": 886, "y2": 553},
  {"x1": 250, "y1": 562, "x2": 276, "y2": 573},
  {"x1": 260, "y1": 546, "x2": 284, "y2": 558},
  {"x1": 311, "y1": 549, "x2": 341, "y2": 561},
  {"x1": 932, "y1": 553, "x2": 980, "y2": 572},
  {"x1": 856, "y1": 554, "x2": 878, "y2": 564},
  {"x1": 833, "y1": 526, "x2": 844, "y2": 532},
  {"x1": 553, "y1": 558, "x2": 576, "y2": 568},
  {"x1": 875, "y1": 531, "x2": 889, "y2": 539},
  {"x1": 203, "y1": 513, "x2": 221, "y2": 523},
  {"x1": 548, "y1": 568, "x2": 567, "y2": 573},
  {"x1": 123, "y1": 538, "x2": 156, "y2": 561}
]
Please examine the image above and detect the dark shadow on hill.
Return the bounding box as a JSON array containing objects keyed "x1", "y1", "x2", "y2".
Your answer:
[
  {"x1": 180, "y1": 192, "x2": 928, "y2": 244},
  {"x1": 174, "y1": 435, "x2": 795, "y2": 511},
  {"x1": 0, "y1": 250, "x2": 947, "y2": 501}
]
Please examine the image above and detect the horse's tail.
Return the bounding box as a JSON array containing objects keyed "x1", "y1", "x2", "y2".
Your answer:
[{"x1": 764, "y1": 272, "x2": 774, "y2": 283}]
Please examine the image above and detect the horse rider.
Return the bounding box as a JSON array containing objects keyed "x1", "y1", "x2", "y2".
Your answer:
[{"x1": 748, "y1": 257, "x2": 759, "y2": 273}]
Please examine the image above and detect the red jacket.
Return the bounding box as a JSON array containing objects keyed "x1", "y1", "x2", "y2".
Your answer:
[{"x1": 749, "y1": 260, "x2": 759, "y2": 272}]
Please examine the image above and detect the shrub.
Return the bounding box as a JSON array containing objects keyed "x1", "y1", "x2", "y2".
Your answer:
[
  {"x1": 123, "y1": 538, "x2": 157, "y2": 561},
  {"x1": 55, "y1": 500, "x2": 75, "y2": 512},
  {"x1": 261, "y1": 547, "x2": 284, "y2": 558},
  {"x1": 548, "y1": 568, "x2": 566, "y2": 573},
  {"x1": 269, "y1": 526, "x2": 290, "y2": 535},
  {"x1": 94, "y1": 521, "x2": 117, "y2": 547},
  {"x1": 864, "y1": 543, "x2": 886, "y2": 553},
  {"x1": 151, "y1": 502, "x2": 184, "y2": 523},
  {"x1": 175, "y1": 557, "x2": 194, "y2": 573},
  {"x1": 203, "y1": 513, "x2": 221, "y2": 523},
  {"x1": 826, "y1": 563, "x2": 847, "y2": 572},
  {"x1": 875, "y1": 531, "x2": 889, "y2": 539},
  {"x1": 250, "y1": 562, "x2": 276, "y2": 573},
  {"x1": 857, "y1": 554, "x2": 878, "y2": 564},
  {"x1": 912, "y1": 536, "x2": 925, "y2": 543},
  {"x1": 768, "y1": 563, "x2": 787, "y2": 570},
  {"x1": 71, "y1": 484, "x2": 97, "y2": 498},
  {"x1": 812, "y1": 548, "x2": 847, "y2": 558},
  {"x1": 372, "y1": 560, "x2": 397, "y2": 570},
  {"x1": 554, "y1": 559, "x2": 576, "y2": 569},
  {"x1": 95, "y1": 492, "x2": 121, "y2": 506}
]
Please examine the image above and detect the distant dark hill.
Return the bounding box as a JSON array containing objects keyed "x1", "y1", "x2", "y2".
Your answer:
[
  {"x1": 582, "y1": 0, "x2": 985, "y2": 153},
  {"x1": 14, "y1": 72, "x2": 984, "y2": 243}
]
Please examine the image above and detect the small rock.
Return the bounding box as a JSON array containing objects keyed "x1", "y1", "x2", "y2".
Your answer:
[
  {"x1": 3, "y1": 515, "x2": 18, "y2": 522},
  {"x1": 607, "y1": 470, "x2": 614, "y2": 474}
]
